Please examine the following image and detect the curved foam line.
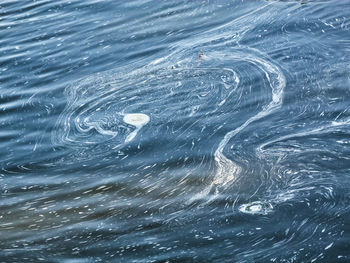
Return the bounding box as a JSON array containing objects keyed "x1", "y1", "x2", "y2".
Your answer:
[{"x1": 192, "y1": 50, "x2": 286, "y2": 202}]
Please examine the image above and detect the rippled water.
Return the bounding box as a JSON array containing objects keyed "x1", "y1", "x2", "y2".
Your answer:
[{"x1": 1, "y1": 0, "x2": 350, "y2": 262}]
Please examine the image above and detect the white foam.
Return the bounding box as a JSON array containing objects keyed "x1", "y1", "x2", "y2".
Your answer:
[
  {"x1": 198, "y1": 48, "x2": 286, "y2": 203},
  {"x1": 123, "y1": 113, "x2": 150, "y2": 127},
  {"x1": 123, "y1": 113, "x2": 150, "y2": 143},
  {"x1": 238, "y1": 201, "x2": 273, "y2": 215}
]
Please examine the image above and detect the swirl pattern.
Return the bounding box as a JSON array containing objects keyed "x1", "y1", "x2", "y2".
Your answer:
[{"x1": 53, "y1": 47, "x2": 286, "y2": 213}]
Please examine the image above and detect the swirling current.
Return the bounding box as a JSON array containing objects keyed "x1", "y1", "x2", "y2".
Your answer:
[{"x1": 1, "y1": 0, "x2": 350, "y2": 262}]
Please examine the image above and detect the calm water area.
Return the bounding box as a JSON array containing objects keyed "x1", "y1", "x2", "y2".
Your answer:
[{"x1": 1, "y1": 0, "x2": 350, "y2": 262}]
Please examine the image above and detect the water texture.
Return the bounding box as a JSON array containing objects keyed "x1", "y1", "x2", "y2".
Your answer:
[{"x1": 1, "y1": 0, "x2": 350, "y2": 262}]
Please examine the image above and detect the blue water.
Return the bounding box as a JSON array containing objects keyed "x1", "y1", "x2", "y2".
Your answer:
[{"x1": 1, "y1": 0, "x2": 350, "y2": 262}]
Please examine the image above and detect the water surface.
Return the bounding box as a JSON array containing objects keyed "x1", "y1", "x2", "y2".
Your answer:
[{"x1": 1, "y1": 0, "x2": 350, "y2": 262}]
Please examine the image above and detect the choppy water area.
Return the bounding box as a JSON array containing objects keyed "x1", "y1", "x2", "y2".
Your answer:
[{"x1": 1, "y1": 0, "x2": 350, "y2": 262}]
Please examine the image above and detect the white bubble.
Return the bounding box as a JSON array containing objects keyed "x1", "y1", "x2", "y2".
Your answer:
[{"x1": 238, "y1": 201, "x2": 273, "y2": 215}]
